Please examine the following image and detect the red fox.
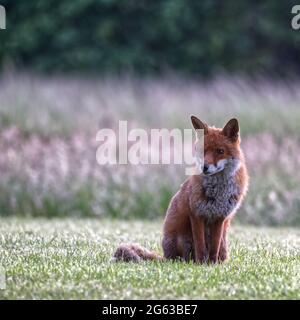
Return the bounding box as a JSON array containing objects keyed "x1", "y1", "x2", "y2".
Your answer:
[{"x1": 114, "y1": 116, "x2": 249, "y2": 263}]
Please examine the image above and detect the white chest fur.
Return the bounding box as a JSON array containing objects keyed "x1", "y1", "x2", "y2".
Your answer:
[{"x1": 196, "y1": 171, "x2": 242, "y2": 221}]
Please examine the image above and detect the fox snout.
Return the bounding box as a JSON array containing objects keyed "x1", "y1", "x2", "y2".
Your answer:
[
  {"x1": 202, "y1": 159, "x2": 228, "y2": 175},
  {"x1": 203, "y1": 163, "x2": 209, "y2": 174}
]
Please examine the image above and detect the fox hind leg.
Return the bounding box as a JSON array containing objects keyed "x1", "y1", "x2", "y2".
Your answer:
[
  {"x1": 162, "y1": 235, "x2": 178, "y2": 260},
  {"x1": 177, "y1": 235, "x2": 193, "y2": 262}
]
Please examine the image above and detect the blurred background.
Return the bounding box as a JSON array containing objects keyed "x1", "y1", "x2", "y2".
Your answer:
[{"x1": 0, "y1": 0, "x2": 300, "y2": 225}]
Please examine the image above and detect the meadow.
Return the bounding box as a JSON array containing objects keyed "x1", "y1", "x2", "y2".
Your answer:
[
  {"x1": 0, "y1": 73, "x2": 300, "y2": 299},
  {"x1": 0, "y1": 219, "x2": 299, "y2": 299}
]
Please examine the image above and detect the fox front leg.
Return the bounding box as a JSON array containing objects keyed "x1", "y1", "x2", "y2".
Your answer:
[
  {"x1": 218, "y1": 219, "x2": 230, "y2": 262},
  {"x1": 208, "y1": 218, "x2": 224, "y2": 263},
  {"x1": 190, "y1": 215, "x2": 206, "y2": 263}
]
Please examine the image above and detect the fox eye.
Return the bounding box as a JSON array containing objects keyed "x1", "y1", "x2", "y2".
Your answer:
[{"x1": 216, "y1": 148, "x2": 224, "y2": 155}]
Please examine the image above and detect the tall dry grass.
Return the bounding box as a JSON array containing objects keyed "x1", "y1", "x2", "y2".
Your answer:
[{"x1": 0, "y1": 73, "x2": 300, "y2": 225}]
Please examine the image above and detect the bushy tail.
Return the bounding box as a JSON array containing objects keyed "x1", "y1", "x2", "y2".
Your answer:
[{"x1": 113, "y1": 243, "x2": 163, "y2": 262}]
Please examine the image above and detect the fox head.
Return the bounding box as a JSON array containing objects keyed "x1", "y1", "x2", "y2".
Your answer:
[{"x1": 191, "y1": 116, "x2": 243, "y2": 176}]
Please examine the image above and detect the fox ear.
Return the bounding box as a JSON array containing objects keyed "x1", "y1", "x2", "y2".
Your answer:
[
  {"x1": 222, "y1": 118, "x2": 239, "y2": 142},
  {"x1": 191, "y1": 116, "x2": 208, "y2": 134}
]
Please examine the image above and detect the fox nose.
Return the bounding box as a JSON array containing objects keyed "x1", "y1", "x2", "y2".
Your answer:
[{"x1": 203, "y1": 164, "x2": 209, "y2": 174}]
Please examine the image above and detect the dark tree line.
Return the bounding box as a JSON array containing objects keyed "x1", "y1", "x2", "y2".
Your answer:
[{"x1": 0, "y1": 0, "x2": 299, "y2": 76}]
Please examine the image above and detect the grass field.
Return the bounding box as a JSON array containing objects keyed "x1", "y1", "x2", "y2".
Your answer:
[{"x1": 0, "y1": 218, "x2": 299, "y2": 300}]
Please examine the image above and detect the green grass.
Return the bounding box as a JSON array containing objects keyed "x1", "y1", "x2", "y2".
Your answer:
[{"x1": 0, "y1": 218, "x2": 299, "y2": 299}]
